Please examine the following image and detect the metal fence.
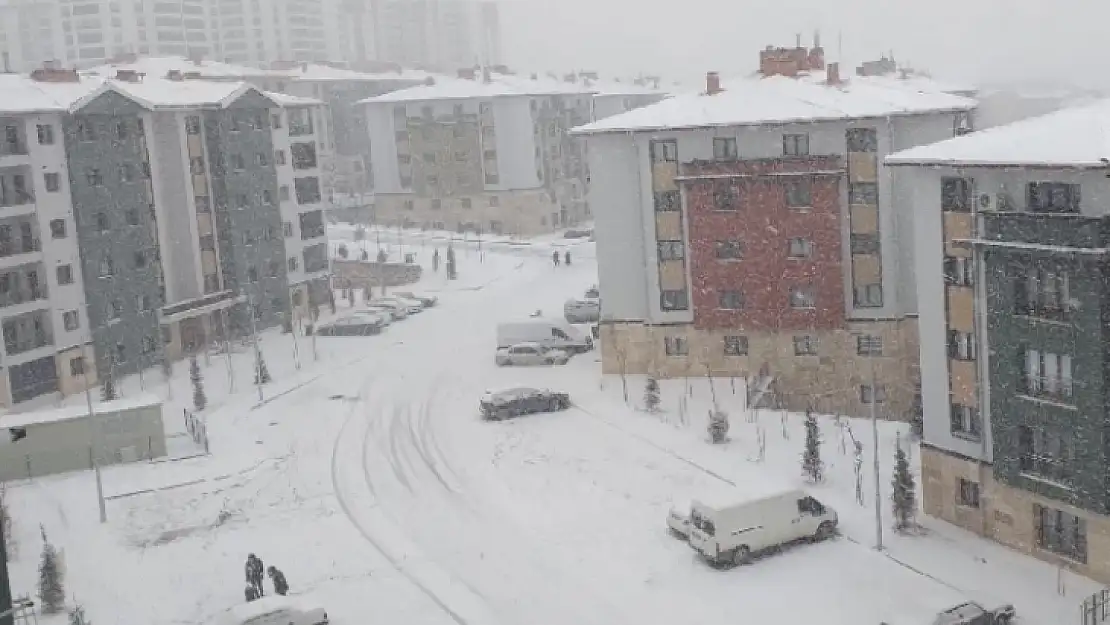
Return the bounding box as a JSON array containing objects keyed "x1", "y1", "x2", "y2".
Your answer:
[
  {"x1": 183, "y1": 409, "x2": 209, "y2": 454},
  {"x1": 1081, "y1": 588, "x2": 1110, "y2": 625}
]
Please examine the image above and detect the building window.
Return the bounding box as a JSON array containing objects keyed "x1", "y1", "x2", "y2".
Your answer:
[
  {"x1": 787, "y1": 238, "x2": 812, "y2": 259},
  {"x1": 664, "y1": 336, "x2": 688, "y2": 356},
  {"x1": 271, "y1": 113, "x2": 282, "y2": 129},
  {"x1": 125, "y1": 208, "x2": 139, "y2": 226},
  {"x1": 660, "y1": 289, "x2": 689, "y2": 311},
  {"x1": 114, "y1": 121, "x2": 129, "y2": 140},
  {"x1": 846, "y1": 127, "x2": 877, "y2": 152},
  {"x1": 723, "y1": 335, "x2": 748, "y2": 356},
  {"x1": 713, "y1": 182, "x2": 738, "y2": 210},
  {"x1": 860, "y1": 384, "x2": 887, "y2": 404},
  {"x1": 36, "y1": 124, "x2": 55, "y2": 145},
  {"x1": 142, "y1": 336, "x2": 156, "y2": 354},
  {"x1": 185, "y1": 116, "x2": 201, "y2": 135},
  {"x1": 783, "y1": 133, "x2": 809, "y2": 156},
  {"x1": 949, "y1": 403, "x2": 981, "y2": 439},
  {"x1": 247, "y1": 266, "x2": 258, "y2": 282},
  {"x1": 789, "y1": 286, "x2": 815, "y2": 309},
  {"x1": 288, "y1": 257, "x2": 299, "y2": 271},
  {"x1": 431, "y1": 199, "x2": 442, "y2": 210},
  {"x1": 403, "y1": 200, "x2": 414, "y2": 211},
  {"x1": 650, "y1": 139, "x2": 677, "y2": 163},
  {"x1": 279, "y1": 186, "x2": 290, "y2": 201},
  {"x1": 1021, "y1": 348, "x2": 1073, "y2": 403},
  {"x1": 1018, "y1": 426, "x2": 1071, "y2": 484},
  {"x1": 261, "y1": 190, "x2": 273, "y2": 205},
  {"x1": 86, "y1": 168, "x2": 103, "y2": 186},
  {"x1": 96, "y1": 213, "x2": 111, "y2": 235},
  {"x1": 136, "y1": 294, "x2": 151, "y2": 311},
  {"x1": 489, "y1": 196, "x2": 500, "y2": 207},
  {"x1": 947, "y1": 330, "x2": 976, "y2": 361},
  {"x1": 49, "y1": 219, "x2": 66, "y2": 239},
  {"x1": 654, "y1": 191, "x2": 680, "y2": 212},
  {"x1": 1034, "y1": 505, "x2": 1086, "y2": 563},
  {"x1": 856, "y1": 335, "x2": 883, "y2": 356},
  {"x1": 956, "y1": 478, "x2": 980, "y2": 508},
  {"x1": 62, "y1": 310, "x2": 79, "y2": 331},
  {"x1": 283, "y1": 222, "x2": 293, "y2": 237},
  {"x1": 133, "y1": 250, "x2": 146, "y2": 268},
  {"x1": 854, "y1": 284, "x2": 883, "y2": 308},
  {"x1": 785, "y1": 179, "x2": 811, "y2": 208},
  {"x1": 119, "y1": 163, "x2": 136, "y2": 183},
  {"x1": 275, "y1": 150, "x2": 286, "y2": 165},
  {"x1": 713, "y1": 137, "x2": 737, "y2": 161},
  {"x1": 715, "y1": 240, "x2": 743, "y2": 260},
  {"x1": 44, "y1": 173, "x2": 60, "y2": 192},
  {"x1": 849, "y1": 182, "x2": 878, "y2": 205},
  {"x1": 56, "y1": 264, "x2": 73, "y2": 285},
  {"x1": 850, "y1": 233, "x2": 880, "y2": 255},
  {"x1": 70, "y1": 357, "x2": 85, "y2": 377},
  {"x1": 109, "y1": 299, "x2": 123, "y2": 319},
  {"x1": 657, "y1": 240, "x2": 685, "y2": 261},
  {"x1": 1015, "y1": 266, "x2": 1070, "y2": 321},
  {"x1": 231, "y1": 154, "x2": 245, "y2": 171},
  {"x1": 793, "y1": 335, "x2": 818, "y2": 356},
  {"x1": 114, "y1": 342, "x2": 127, "y2": 363},
  {"x1": 77, "y1": 120, "x2": 96, "y2": 141},
  {"x1": 461, "y1": 198, "x2": 472, "y2": 209},
  {"x1": 944, "y1": 256, "x2": 974, "y2": 287},
  {"x1": 941, "y1": 177, "x2": 972, "y2": 212},
  {"x1": 189, "y1": 157, "x2": 205, "y2": 175},
  {"x1": 717, "y1": 290, "x2": 744, "y2": 310},
  {"x1": 1028, "y1": 182, "x2": 1080, "y2": 214}
]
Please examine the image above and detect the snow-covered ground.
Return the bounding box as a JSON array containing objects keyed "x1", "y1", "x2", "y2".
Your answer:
[{"x1": 2, "y1": 229, "x2": 1099, "y2": 625}]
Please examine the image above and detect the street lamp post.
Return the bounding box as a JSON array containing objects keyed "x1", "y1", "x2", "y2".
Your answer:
[
  {"x1": 867, "y1": 350, "x2": 883, "y2": 551},
  {"x1": 245, "y1": 290, "x2": 263, "y2": 403},
  {"x1": 82, "y1": 365, "x2": 106, "y2": 523}
]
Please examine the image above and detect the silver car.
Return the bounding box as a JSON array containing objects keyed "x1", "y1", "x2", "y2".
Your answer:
[
  {"x1": 564, "y1": 298, "x2": 600, "y2": 323},
  {"x1": 495, "y1": 342, "x2": 570, "y2": 366}
]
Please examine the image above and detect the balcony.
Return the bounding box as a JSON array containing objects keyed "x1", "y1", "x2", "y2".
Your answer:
[
  {"x1": 294, "y1": 177, "x2": 321, "y2": 205},
  {"x1": 302, "y1": 242, "x2": 328, "y2": 273},
  {"x1": 979, "y1": 212, "x2": 1110, "y2": 250},
  {"x1": 0, "y1": 168, "x2": 34, "y2": 209},
  {"x1": 288, "y1": 109, "x2": 314, "y2": 137},
  {"x1": 291, "y1": 142, "x2": 318, "y2": 170},
  {"x1": 299, "y1": 209, "x2": 324, "y2": 240},
  {"x1": 0, "y1": 121, "x2": 29, "y2": 164},
  {"x1": 2, "y1": 310, "x2": 52, "y2": 357}
]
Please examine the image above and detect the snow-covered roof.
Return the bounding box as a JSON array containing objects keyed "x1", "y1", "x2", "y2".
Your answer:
[
  {"x1": 361, "y1": 73, "x2": 595, "y2": 105},
  {"x1": 104, "y1": 80, "x2": 273, "y2": 110},
  {"x1": 264, "y1": 91, "x2": 323, "y2": 107},
  {"x1": 278, "y1": 62, "x2": 436, "y2": 83},
  {"x1": 591, "y1": 81, "x2": 668, "y2": 97},
  {"x1": 799, "y1": 70, "x2": 976, "y2": 96},
  {"x1": 82, "y1": 56, "x2": 281, "y2": 80},
  {"x1": 572, "y1": 71, "x2": 976, "y2": 135},
  {"x1": 886, "y1": 98, "x2": 1110, "y2": 168},
  {"x1": 0, "y1": 394, "x2": 163, "y2": 429},
  {"x1": 0, "y1": 73, "x2": 104, "y2": 113}
]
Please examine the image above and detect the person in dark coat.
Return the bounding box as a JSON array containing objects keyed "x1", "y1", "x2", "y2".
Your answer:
[
  {"x1": 246, "y1": 554, "x2": 265, "y2": 596},
  {"x1": 245, "y1": 584, "x2": 259, "y2": 603},
  {"x1": 268, "y1": 566, "x2": 289, "y2": 596},
  {"x1": 564, "y1": 250, "x2": 572, "y2": 266},
  {"x1": 552, "y1": 250, "x2": 560, "y2": 266}
]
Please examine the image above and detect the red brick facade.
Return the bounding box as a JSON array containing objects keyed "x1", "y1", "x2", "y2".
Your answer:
[{"x1": 682, "y1": 156, "x2": 846, "y2": 332}]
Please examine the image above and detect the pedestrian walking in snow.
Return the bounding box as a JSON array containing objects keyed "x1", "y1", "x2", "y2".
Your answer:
[
  {"x1": 432, "y1": 249, "x2": 440, "y2": 272},
  {"x1": 552, "y1": 251, "x2": 560, "y2": 267},
  {"x1": 246, "y1": 554, "x2": 265, "y2": 596},
  {"x1": 245, "y1": 584, "x2": 259, "y2": 603},
  {"x1": 564, "y1": 250, "x2": 572, "y2": 266},
  {"x1": 268, "y1": 566, "x2": 289, "y2": 596}
]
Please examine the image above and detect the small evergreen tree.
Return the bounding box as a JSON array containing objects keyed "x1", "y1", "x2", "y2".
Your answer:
[
  {"x1": 337, "y1": 244, "x2": 349, "y2": 259},
  {"x1": 360, "y1": 249, "x2": 369, "y2": 261},
  {"x1": 38, "y1": 535, "x2": 64, "y2": 613},
  {"x1": 99, "y1": 371, "x2": 117, "y2": 402},
  {"x1": 354, "y1": 225, "x2": 366, "y2": 241},
  {"x1": 68, "y1": 605, "x2": 91, "y2": 625},
  {"x1": 891, "y1": 440, "x2": 917, "y2": 531},
  {"x1": 801, "y1": 410, "x2": 824, "y2": 483},
  {"x1": 189, "y1": 356, "x2": 207, "y2": 412},
  {"x1": 254, "y1": 352, "x2": 271, "y2": 385},
  {"x1": 644, "y1": 377, "x2": 660, "y2": 412},
  {"x1": 376, "y1": 249, "x2": 387, "y2": 263}
]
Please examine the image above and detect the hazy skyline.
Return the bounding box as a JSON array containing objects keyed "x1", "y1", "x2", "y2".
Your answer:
[{"x1": 497, "y1": 0, "x2": 1107, "y2": 91}]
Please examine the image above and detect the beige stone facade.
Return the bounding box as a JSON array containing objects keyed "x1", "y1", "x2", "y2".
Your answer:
[
  {"x1": 922, "y1": 445, "x2": 1110, "y2": 584},
  {"x1": 55, "y1": 344, "x2": 98, "y2": 398},
  {"x1": 374, "y1": 190, "x2": 562, "y2": 236},
  {"x1": 600, "y1": 318, "x2": 920, "y2": 419}
]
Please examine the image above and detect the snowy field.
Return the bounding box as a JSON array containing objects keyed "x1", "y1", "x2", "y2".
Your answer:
[{"x1": 1, "y1": 226, "x2": 1099, "y2": 625}]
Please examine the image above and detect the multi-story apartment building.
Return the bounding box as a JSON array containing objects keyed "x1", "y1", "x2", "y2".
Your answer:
[
  {"x1": 887, "y1": 100, "x2": 1110, "y2": 583},
  {"x1": 0, "y1": 68, "x2": 101, "y2": 406},
  {"x1": 573, "y1": 44, "x2": 977, "y2": 418},
  {"x1": 355, "y1": 0, "x2": 502, "y2": 72},
  {"x1": 0, "y1": 0, "x2": 65, "y2": 72},
  {"x1": 363, "y1": 70, "x2": 595, "y2": 236},
  {"x1": 210, "y1": 0, "x2": 344, "y2": 66}
]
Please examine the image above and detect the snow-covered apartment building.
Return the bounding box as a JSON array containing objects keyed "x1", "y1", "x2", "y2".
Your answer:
[
  {"x1": 573, "y1": 42, "x2": 977, "y2": 419},
  {"x1": 0, "y1": 64, "x2": 331, "y2": 407},
  {"x1": 886, "y1": 102, "x2": 1110, "y2": 584},
  {"x1": 362, "y1": 69, "x2": 666, "y2": 236}
]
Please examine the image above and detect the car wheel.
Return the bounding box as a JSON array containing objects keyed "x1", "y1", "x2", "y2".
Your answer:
[
  {"x1": 814, "y1": 522, "x2": 835, "y2": 542},
  {"x1": 544, "y1": 358, "x2": 555, "y2": 365},
  {"x1": 731, "y1": 545, "x2": 752, "y2": 567}
]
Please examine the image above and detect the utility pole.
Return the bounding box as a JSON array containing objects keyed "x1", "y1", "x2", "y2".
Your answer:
[
  {"x1": 868, "y1": 353, "x2": 883, "y2": 551},
  {"x1": 83, "y1": 366, "x2": 106, "y2": 523},
  {"x1": 245, "y1": 290, "x2": 263, "y2": 403}
]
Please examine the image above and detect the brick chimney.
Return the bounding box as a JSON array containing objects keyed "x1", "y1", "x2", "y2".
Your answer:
[
  {"x1": 30, "y1": 65, "x2": 79, "y2": 83},
  {"x1": 166, "y1": 69, "x2": 183, "y2": 81},
  {"x1": 705, "y1": 71, "x2": 722, "y2": 95},
  {"x1": 826, "y1": 62, "x2": 840, "y2": 85},
  {"x1": 115, "y1": 69, "x2": 143, "y2": 82},
  {"x1": 457, "y1": 67, "x2": 476, "y2": 80}
]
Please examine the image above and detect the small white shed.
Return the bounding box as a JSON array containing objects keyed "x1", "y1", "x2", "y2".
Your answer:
[{"x1": 0, "y1": 394, "x2": 167, "y2": 481}]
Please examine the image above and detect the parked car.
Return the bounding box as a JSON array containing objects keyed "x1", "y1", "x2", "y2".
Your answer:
[
  {"x1": 563, "y1": 228, "x2": 593, "y2": 239},
  {"x1": 686, "y1": 488, "x2": 838, "y2": 567},
  {"x1": 366, "y1": 300, "x2": 409, "y2": 320},
  {"x1": 933, "y1": 602, "x2": 1015, "y2": 625},
  {"x1": 216, "y1": 595, "x2": 328, "y2": 625},
  {"x1": 495, "y1": 342, "x2": 569, "y2": 366},
  {"x1": 479, "y1": 387, "x2": 571, "y2": 420},
  {"x1": 375, "y1": 296, "x2": 423, "y2": 315},
  {"x1": 357, "y1": 306, "x2": 397, "y2": 323},
  {"x1": 395, "y1": 291, "x2": 438, "y2": 307},
  {"x1": 564, "y1": 298, "x2": 600, "y2": 323},
  {"x1": 317, "y1": 315, "x2": 385, "y2": 337},
  {"x1": 667, "y1": 500, "x2": 693, "y2": 539},
  {"x1": 584, "y1": 285, "x2": 600, "y2": 299},
  {"x1": 496, "y1": 319, "x2": 593, "y2": 353}
]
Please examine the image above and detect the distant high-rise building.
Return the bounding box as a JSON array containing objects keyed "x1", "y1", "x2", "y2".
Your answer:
[
  {"x1": 352, "y1": 0, "x2": 502, "y2": 72},
  {"x1": 211, "y1": 0, "x2": 345, "y2": 65}
]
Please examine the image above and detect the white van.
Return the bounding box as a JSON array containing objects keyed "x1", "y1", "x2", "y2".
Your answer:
[
  {"x1": 496, "y1": 319, "x2": 593, "y2": 353},
  {"x1": 686, "y1": 488, "x2": 837, "y2": 567},
  {"x1": 215, "y1": 596, "x2": 328, "y2": 625}
]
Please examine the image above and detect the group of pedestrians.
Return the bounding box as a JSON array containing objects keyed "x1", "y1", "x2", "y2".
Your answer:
[
  {"x1": 552, "y1": 250, "x2": 572, "y2": 267},
  {"x1": 244, "y1": 553, "x2": 290, "y2": 602}
]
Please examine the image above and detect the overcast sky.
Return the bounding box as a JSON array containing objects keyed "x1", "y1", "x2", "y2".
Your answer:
[{"x1": 499, "y1": 0, "x2": 1107, "y2": 92}]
